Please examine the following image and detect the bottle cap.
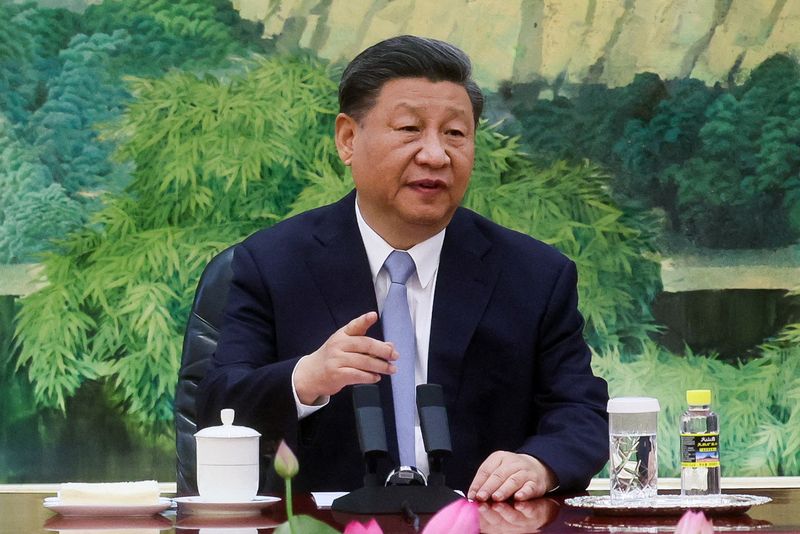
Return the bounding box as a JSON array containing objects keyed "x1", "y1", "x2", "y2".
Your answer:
[
  {"x1": 686, "y1": 389, "x2": 712, "y2": 405},
  {"x1": 607, "y1": 397, "x2": 660, "y2": 413}
]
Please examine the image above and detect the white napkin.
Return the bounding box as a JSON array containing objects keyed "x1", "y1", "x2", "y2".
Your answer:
[
  {"x1": 310, "y1": 491, "x2": 348, "y2": 509},
  {"x1": 58, "y1": 480, "x2": 161, "y2": 505}
]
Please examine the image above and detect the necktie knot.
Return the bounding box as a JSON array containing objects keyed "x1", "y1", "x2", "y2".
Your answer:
[{"x1": 384, "y1": 250, "x2": 416, "y2": 285}]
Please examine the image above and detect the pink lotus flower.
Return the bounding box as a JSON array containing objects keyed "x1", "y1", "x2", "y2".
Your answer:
[
  {"x1": 274, "y1": 440, "x2": 299, "y2": 479},
  {"x1": 675, "y1": 510, "x2": 714, "y2": 534},
  {"x1": 344, "y1": 518, "x2": 382, "y2": 534},
  {"x1": 422, "y1": 499, "x2": 480, "y2": 534}
]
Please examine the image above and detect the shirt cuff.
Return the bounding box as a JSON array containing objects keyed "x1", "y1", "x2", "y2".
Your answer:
[{"x1": 291, "y1": 356, "x2": 330, "y2": 419}]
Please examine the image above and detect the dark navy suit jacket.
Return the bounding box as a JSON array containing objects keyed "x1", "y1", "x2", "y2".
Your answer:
[{"x1": 197, "y1": 191, "x2": 609, "y2": 493}]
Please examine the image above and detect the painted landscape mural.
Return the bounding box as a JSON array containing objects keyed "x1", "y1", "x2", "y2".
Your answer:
[{"x1": 1, "y1": 0, "x2": 798, "y2": 483}]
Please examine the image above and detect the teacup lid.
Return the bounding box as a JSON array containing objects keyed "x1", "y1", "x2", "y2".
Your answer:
[{"x1": 194, "y1": 408, "x2": 261, "y2": 438}]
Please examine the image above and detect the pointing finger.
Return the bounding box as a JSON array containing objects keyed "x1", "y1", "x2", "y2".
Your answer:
[{"x1": 342, "y1": 311, "x2": 378, "y2": 336}]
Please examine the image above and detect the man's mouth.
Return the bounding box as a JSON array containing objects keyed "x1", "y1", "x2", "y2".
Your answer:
[{"x1": 408, "y1": 179, "x2": 445, "y2": 190}]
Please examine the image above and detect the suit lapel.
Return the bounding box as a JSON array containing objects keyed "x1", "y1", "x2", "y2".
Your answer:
[
  {"x1": 305, "y1": 192, "x2": 381, "y2": 337},
  {"x1": 304, "y1": 192, "x2": 401, "y2": 462},
  {"x1": 428, "y1": 209, "x2": 499, "y2": 406}
]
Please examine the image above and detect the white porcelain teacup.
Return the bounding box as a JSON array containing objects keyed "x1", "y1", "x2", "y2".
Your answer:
[{"x1": 195, "y1": 409, "x2": 260, "y2": 502}]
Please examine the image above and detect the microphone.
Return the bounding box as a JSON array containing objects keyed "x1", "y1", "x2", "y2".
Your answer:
[
  {"x1": 416, "y1": 384, "x2": 452, "y2": 456},
  {"x1": 352, "y1": 385, "x2": 388, "y2": 486},
  {"x1": 332, "y1": 383, "x2": 459, "y2": 514},
  {"x1": 416, "y1": 384, "x2": 452, "y2": 485}
]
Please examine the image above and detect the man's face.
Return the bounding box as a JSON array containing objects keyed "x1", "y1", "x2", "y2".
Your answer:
[{"x1": 335, "y1": 77, "x2": 475, "y2": 249}]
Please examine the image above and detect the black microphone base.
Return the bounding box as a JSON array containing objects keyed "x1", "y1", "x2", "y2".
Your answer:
[{"x1": 331, "y1": 484, "x2": 461, "y2": 514}]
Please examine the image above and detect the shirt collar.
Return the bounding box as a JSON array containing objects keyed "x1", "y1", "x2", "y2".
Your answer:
[{"x1": 355, "y1": 196, "x2": 445, "y2": 289}]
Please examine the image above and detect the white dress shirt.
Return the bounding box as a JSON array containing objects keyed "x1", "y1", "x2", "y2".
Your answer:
[{"x1": 291, "y1": 198, "x2": 444, "y2": 474}]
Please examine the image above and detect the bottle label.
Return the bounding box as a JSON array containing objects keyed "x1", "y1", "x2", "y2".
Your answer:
[{"x1": 680, "y1": 433, "x2": 720, "y2": 468}]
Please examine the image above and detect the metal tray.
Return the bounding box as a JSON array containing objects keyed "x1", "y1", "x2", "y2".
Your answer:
[{"x1": 564, "y1": 494, "x2": 772, "y2": 516}]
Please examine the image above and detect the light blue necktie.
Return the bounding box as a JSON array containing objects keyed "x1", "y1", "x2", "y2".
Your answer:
[{"x1": 382, "y1": 250, "x2": 417, "y2": 467}]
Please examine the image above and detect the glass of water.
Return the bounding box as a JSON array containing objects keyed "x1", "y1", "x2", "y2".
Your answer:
[{"x1": 607, "y1": 397, "x2": 660, "y2": 502}]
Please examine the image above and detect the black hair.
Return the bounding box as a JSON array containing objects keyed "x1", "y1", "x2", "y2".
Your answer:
[{"x1": 338, "y1": 35, "x2": 483, "y2": 126}]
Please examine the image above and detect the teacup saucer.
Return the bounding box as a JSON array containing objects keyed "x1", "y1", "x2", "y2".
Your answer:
[
  {"x1": 173, "y1": 495, "x2": 281, "y2": 516},
  {"x1": 43, "y1": 496, "x2": 172, "y2": 517}
]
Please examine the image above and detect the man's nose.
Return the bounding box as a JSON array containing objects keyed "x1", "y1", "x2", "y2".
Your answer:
[{"x1": 415, "y1": 133, "x2": 450, "y2": 167}]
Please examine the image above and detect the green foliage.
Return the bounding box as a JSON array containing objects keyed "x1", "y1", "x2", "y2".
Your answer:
[
  {"x1": 15, "y1": 54, "x2": 340, "y2": 434},
  {"x1": 0, "y1": 5, "x2": 33, "y2": 63},
  {"x1": 0, "y1": 295, "x2": 40, "y2": 459},
  {"x1": 661, "y1": 81, "x2": 795, "y2": 247},
  {"x1": 116, "y1": 55, "x2": 340, "y2": 227},
  {"x1": 14, "y1": 252, "x2": 99, "y2": 410},
  {"x1": 466, "y1": 129, "x2": 662, "y2": 352},
  {"x1": 0, "y1": 118, "x2": 85, "y2": 263},
  {"x1": 0, "y1": 4, "x2": 40, "y2": 124},
  {"x1": 614, "y1": 78, "x2": 716, "y2": 213},
  {"x1": 0, "y1": 293, "x2": 58, "y2": 483},
  {"x1": 82, "y1": 0, "x2": 267, "y2": 76},
  {"x1": 0, "y1": 3, "x2": 82, "y2": 121},
  {"x1": 594, "y1": 319, "x2": 800, "y2": 477},
  {"x1": 0, "y1": 182, "x2": 85, "y2": 264},
  {"x1": 505, "y1": 54, "x2": 800, "y2": 248},
  {"x1": 0, "y1": 27, "x2": 131, "y2": 263},
  {"x1": 624, "y1": 56, "x2": 800, "y2": 248},
  {"x1": 577, "y1": 73, "x2": 668, "y2": 165},
  {"x1": 506, "y1": 72, "x2": 667, "y2": 166},
  {"x1": 1, "y1": 8, "x2": 130, "y2": 264},
  {"x1": 0, "y1": 0, "x2": 269, "y2": 264},
  {"x1": 26, "y1": 30, "x2": 133, "y2": 194}
]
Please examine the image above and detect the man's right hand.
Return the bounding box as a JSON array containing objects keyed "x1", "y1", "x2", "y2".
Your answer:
[{"x1": 293, "y1": 311, "x2": 398, "y2": 405}]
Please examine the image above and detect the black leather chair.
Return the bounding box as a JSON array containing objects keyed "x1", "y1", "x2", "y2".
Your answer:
[{"x1": 174, "y1": 245, "x2": 235, "y2": 496}]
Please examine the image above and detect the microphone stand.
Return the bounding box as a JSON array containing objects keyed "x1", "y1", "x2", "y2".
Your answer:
[{"x1": 331, "y1": 384, "x2": 460, "y2": 515}]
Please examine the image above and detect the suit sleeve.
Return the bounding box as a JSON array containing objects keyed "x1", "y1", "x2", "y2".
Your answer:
[
  {"x1": 196, "y1": 243, "x2": 300, "y2": 452},
  {"x1": 517, "y1": 260, "x2": 609, "y2": 491}
]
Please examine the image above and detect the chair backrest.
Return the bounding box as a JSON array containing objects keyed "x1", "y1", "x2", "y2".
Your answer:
[{"x1": 174, "y1": 245, "x2": 236, "y2": 496}]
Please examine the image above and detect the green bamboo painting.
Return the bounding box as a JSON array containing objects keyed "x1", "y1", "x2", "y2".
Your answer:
[{"x1": 1, "y1": 0, "x2": 798, "y2": 482}]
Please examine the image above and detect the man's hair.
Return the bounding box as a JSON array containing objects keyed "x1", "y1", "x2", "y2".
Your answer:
[{"x1": 338, "y1": 35, "x2": 483, "y2": 126}]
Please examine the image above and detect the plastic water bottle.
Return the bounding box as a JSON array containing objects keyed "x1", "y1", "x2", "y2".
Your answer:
[{"x1": 680, "y1": 389, "x2": 721, "y2": 495}]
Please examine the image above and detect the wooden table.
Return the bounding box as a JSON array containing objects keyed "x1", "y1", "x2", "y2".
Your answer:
[{"x1": 3, "y1": 488, "x2": 799, "y2": 533}]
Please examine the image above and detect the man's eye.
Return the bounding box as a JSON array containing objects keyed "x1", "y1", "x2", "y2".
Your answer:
[
  {"x1": 446, "y1": 129, "x2": 465, "y2": 137},
  {"x1": 399, "y1": 125, "x2": 419, "y2": 132}
]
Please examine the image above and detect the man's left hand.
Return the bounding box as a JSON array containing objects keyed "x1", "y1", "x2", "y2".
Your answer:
[{"x1": 468, "y1": 451, "x2": 557, "y2": 501}]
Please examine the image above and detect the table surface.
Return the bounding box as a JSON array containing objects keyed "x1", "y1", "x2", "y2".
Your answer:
[{"x1": 2, "y1": 488, "x2": 799, "y2": 533}]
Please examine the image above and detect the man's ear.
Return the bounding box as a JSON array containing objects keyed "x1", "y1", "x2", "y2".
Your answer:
[{"x1": 334, "y1": 113, "x2": 357, "y2": 166}]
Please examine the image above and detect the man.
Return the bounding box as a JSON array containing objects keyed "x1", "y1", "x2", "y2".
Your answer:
[{"x1": 197, "y1": 35, "x2": 608, "y2": 501}]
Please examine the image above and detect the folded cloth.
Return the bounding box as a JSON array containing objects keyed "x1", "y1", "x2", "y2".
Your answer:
[{"x1": 59, "y1": 480, "x2": 161, "y2": 505}]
